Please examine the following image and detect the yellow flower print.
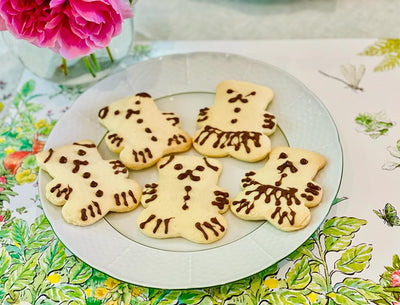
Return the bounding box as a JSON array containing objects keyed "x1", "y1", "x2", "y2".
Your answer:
[
  {"x1": 131, "y1": 286, "x2": 142, "y2": 297},
  {"x1": 263, "y1": 277, "x2": 279, "y2": 289},
  {"x1": 0, "y1": 137, "x2": 4, "y2": 144},
  {"x1": 16, "y1": 127, "x2": 22, "y2": 133},
  {"x1": 0, "y1": 102, "x2": 3, "y2": 112},
  {"x1": 84, "y1": 288, "x2": 92, "y2": 297},
  {"x1": 307, "y1": 292, "x2": 318, "y2": 303},
  {"x1": 15, "y1": 169, "x2": 36, "y2": 184},
  {"x1": 14, "y1": 241, "x2": 20, "y2": 248},
  {"x1": 47, "y1": 273, "x2": 61, "y2": 284},
  {"x1": 104, "y1": 277, "x2": 120, "y2": 289},
  {"x1": 4, "y1": 146, "x2": 15, "y2": 154},
  {"x1": 94, "y1": 287, "x2": 109, "y2": 299},
  {"x1": 34, "y1": 119, "x2": 49, "y2": 130},
  {"x1": 106, "y1": 301, "x2": 119, "y2": 305}
]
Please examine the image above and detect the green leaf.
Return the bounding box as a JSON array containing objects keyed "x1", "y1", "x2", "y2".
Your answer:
[
  {"x1": 393, "y1": 255, "x2": 400, "y2": 269},
  {"x1": 307, "y1": 272, "x2": 328, "y2": 293},
  {"x1": 342, "y1": 277, "x2": 396, "y2": 302},
  {"x1": 44, "y1": 284, "x2": 85, "y2": 303},
  {"x1": 21, "y1": 80, "x2": 36, "y2": 97},
  {"x1": 328, "y1": 287, "x2": 368, "y2": 304},
  {"x1": 68, "y1": 260, "x2": 92, "y2": 284},
  {"x1": 335, "y1": 244, "x2": 372, "y2": 274},
  {"x1": 178, "y1": 290, "x2": 207, "y2": 304},
  {"x1": 156, "y1": 290, "x2": 181, "y2": 305},
  {"x1": 28, "y1": 231, "x2": 54, "y2": 249},
  {"x1": 286, "y1": 256, "x2": 311, "y2": 289},
  {"x1": 4, "y1": 252, "x2": 39, "y2": 291},
  {"x1": 0, "y1": 245, "x2": 11, "y2": 276},
  {"x1": 39, "y1": 240, "x2": 66, "y2": 273},
  {"x1": 264, "y1": 290, "x2": 310, "y2": 305},
  {"x1": 322, "y1": 217, "x2": 367, "y2": 237},
  {"x1": 325, "y1": 234, "x2": 353, "y2": 252},
  {"x1": 11, "y1": 219, "x2": 29, "y2": 249}
]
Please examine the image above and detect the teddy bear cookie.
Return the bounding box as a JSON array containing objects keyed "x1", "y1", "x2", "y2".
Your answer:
[
  {"x1": 137, "y1": 155, "x2": 230, "y2": 244},
  {"x1": 98, "y1": 92, "x2": 192, "y2": 170},
  {"x1": 231, "y1": 146, "x2": 326, "y2": 231},
  {"x1": 36, "y1": 140, "x2": 142, "y2": 226},
  {"x1": 193, "y1": 80, "x2": 276, "y2": 162}
]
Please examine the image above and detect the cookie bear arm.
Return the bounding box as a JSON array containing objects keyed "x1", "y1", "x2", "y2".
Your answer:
[
  {"x1": 161, "y1": 112, "x2": 181, "y2": 127},
  {"x1": 261, "y1": 111, "x2": 277, "y2": 135},
  {"x1": 299, "y1": 180, "x2": 323, "y2": 208},
  {"x1": 196, "y1": 107, "x2": 210, "y2": 128},
  {"x1": 107, "y1": 160, "x2": 129, "y2": 177},
  {"x1": 141, "y1": 183, "x2": 159, "y2": 208},
  {"x1": 211, "y1": 187, "x2": 230, "y2": 213},
  {"x1": 104, "y1": 132, "x2": 125, "y2": 153}
]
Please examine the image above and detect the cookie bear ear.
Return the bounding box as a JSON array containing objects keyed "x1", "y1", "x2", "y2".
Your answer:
[
  {"x1": 158, "y1": 155, "x2": 175, "y2": 169},
  {"x1": 202, "y1": 157, "x2": 221, "y2": 172}
]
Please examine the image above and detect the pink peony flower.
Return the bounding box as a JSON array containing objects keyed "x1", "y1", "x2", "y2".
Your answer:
[
  {"x1": 0, "y1": 187, "x2": 3, "y2": 192},
  {"x1": 0, "y1": 215, "x2": 3, "y2": 222},
  {"x1": 0, "y1": 176, "x2": 5, "y2": 184},
  {"x1": 391, "y1": 270, "x2": 400, "y2": 287},
  {"x1": 0, "y1": 15, "x2": 6, "y2": 31},
  {"x1": 0, "y1": 0, "x2": 133, "y2": 59}
]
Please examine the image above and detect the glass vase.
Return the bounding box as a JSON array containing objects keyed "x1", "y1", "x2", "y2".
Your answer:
[{"x1": 3, "y1": 9, "x2": 135, "y2": 86}]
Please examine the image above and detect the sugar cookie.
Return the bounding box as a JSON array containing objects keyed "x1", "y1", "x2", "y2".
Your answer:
[
  {"x1": 231, "y1": 146, "x2": 326, "y2": 231},
  {"x1": 193, "y1": 80, "x2": 276, "y2": 162},
  {"x1": 36, "y1": 140, "x2": 142, "y2": 226},
  {"x1": 137, "y1": 155, "x2": 230, "y2": 243},
  {"x1": 98, "y1": 93, "x2": 192, "y2": 170}
]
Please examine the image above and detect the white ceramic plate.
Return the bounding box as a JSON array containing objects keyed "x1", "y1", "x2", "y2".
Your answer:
[{"x1": 39, "y1": 52, "x2": 342, "y2": 289}]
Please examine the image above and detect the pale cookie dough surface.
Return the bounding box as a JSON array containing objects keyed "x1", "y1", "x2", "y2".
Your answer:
[
  {"x1": 137, "y1": 155, "x2": 230, "y2": 244},
  {"x1": 36, "y1": 140, "x2": 142, "y2": 226},
  {"x1": 98, "y1": 93, "x2": 192, "y2": 170},
  {"x1": 231, "y1": 146, "x2": 326, "y2": 231},
  {"x1": 193, "y1": 80, "x2": 276, "y2": 162}
]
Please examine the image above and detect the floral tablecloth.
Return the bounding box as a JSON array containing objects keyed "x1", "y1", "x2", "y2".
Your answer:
[{"x1": 1, "y1": 39, "x2": 400, "y2": 305}]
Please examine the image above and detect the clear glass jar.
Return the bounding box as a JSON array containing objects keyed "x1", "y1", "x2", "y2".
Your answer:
[{"x1": 3, "y1": 7, "x2": 135, "y2": 86}]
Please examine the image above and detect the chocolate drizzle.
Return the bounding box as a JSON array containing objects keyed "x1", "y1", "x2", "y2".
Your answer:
[
  {"x1": 177, "y1": 166, "x2": 204, "y2": 181},
  {"x1": 72, "y1": 160, "x2": 89, "y2": 173},
  {"x1": 195, "y1": 218, "x2": 226, "y2": 240},
  {"x1": 203, "y1": 157, "x2": 219, "y2": 172},
  {"x1": 98, "y1": 106, "x2": 109, "y2": 119},
  {"x1": 139, "y1": 214, "x2": 173, "y2": 234},
  {"x1": 107, "y1": 133, "x2": 123, "y2": 147},
  {"x1": 126, "y1": 109, "x2": 140, "y2": 119},
  {"x1": 109, "y1": 160, "x2": 128, "y2": 174},
  {"x1": 162, "y1": 112, "x2": 180, "y2": 126},
  {"x1": 182, "y1": 185, "x2": 192, "y2": 210},
  {"x1": 143, "y1": 183, "x2": 158, "y2": 203},
  {"x1": 132, "y1": 148, "x2": 153, "y2": 163},
  {"x1": 277, "y1": 160, "x2": 298, "y2": 174},
  {"x1": 212, "y1": 191, "x2": 229, "y2": 210},
  {"x1": 44, "y1": 149, "x2": 54, "y2": 163},
  {"x1": 59, "y1": 156, "x2": 67, "y2": 164},
  {"x1": 197, "y1": 107, "x2": 209, "y2": 122},
  {"x1": 73, "y1": 142, "x2": 96, "y2": 148},
  {"x1": 271, "y1": 206, "x2": 296, "y2": 225},
  {"x1": 136, "y1": 92, "x2": 151, "y2": 98},
  {"x1": 262, "y1": 113, "x2": 276, "y2": 129},
  {"x1": 50, "y1": 183, "x2": 73, "y2": 200},
  {"x1": 194, "y1": 125, "x2": 262, "y2": 153},
  {"x1": 139, "y1": 214, "x2": 156, "y2": 229},
  {"x1": 167, "y1": 134, "x2": 187, "y2": 146}
]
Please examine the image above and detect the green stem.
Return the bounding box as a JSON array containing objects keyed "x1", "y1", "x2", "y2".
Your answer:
[
  {"x1": 315, "y1": 233, "x2": 332, "y2": 292},
  {"x1": 106, "y1": 46, "x2": 114, "y2": 63},
  {"x1": 90, "y1": 53, "x2": 101, "y2": 71},
  {"x1": 61, "y1": 57, "x2": 68, "y2": 76},
  {"x1": 83, "y1": 56, "x2": 96, "y2": 77}
]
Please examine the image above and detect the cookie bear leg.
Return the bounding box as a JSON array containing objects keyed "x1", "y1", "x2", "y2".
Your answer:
[{"x1": 188, "y1": 215, "x2": 227, "y2": 244}]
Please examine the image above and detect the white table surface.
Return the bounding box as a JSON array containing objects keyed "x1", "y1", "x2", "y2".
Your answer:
[{"x1": 134, "y1": 0, "x2": 398, "y2": 40}]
